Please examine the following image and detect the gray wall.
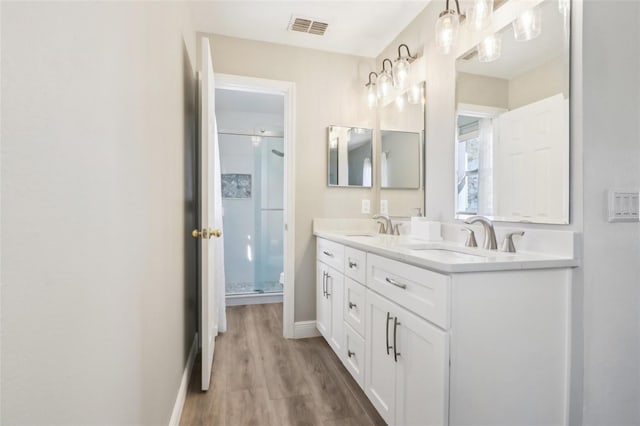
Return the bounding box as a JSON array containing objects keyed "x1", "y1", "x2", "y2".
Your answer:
[{"x1": 1, "y1": 2, "x2": 198, "y2": 424}]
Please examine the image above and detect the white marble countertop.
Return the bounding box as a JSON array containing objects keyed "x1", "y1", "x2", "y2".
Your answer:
[{"x1": 314, "y1": 231, "x2": 580, "y2": 274}]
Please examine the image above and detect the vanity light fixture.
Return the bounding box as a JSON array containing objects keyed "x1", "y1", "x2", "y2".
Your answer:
[
  {"x1": 477, "y1": 33, "x2": 501, "y2": 62},
  {"x1": 435, "y1": 0, "x2": 463, "y2": 55},
  {"x1": 365, "y1": 71, "x2": 378, "y2": 110},
  {"x1": 512, "y1": 6, "x2": 541, "y2": 41},
  {"x1": 467, "y1": 0, "x2": 494, "y2": 30},
  {"x1": 377, "y1": 59, "x2": 393, "y2": 99},
  {"x1": 392, "y1": 44, "x2": 417, "y2": 90},
  {"x1": 395, "y1": 94, "x2": 406, "y2": 112}
]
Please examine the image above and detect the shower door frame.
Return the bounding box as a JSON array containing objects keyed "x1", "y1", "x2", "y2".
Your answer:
[{"x1": 215, "y1": 73, "x2": 296, "y2": 339}]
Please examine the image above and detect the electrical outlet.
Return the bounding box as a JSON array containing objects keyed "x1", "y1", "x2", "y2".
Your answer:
[
  {"x1": 380, "y1": 200, "x2": 388, "y2": 215},
  {"x1": 361, "y1": 199, "x2": 371, "y2": 214}
]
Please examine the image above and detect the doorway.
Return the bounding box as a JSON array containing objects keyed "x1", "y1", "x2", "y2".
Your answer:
[{"x1": 214, "y1": 74, "x2": 296, "y2": 338}]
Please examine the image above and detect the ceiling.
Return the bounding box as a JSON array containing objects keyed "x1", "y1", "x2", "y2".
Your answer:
[{"x1": 189, "y1": 1, "x2": 431, "y2": 58}]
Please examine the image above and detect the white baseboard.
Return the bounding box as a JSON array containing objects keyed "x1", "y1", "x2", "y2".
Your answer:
[
  {"x1": 294, "y1": 320, "x2": 321, "y2": 338},
  {"x1": 169, "y1": 333, "x2": 198, "y2": 426},
  {"x1": 226, "y1": 292, "x2": 283, "y2": 306}
]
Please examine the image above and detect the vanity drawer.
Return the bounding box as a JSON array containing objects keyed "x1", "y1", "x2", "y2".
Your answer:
[
  {"x1": 344, "y1": 277, "x2": 366, "y2": 336},
  {"x1": 367, "y1": 254, "x2": 450, "y2": 329},
  {"x1": 345, "y1": 247, "x2": 366, "y2": 284},
  {"x1": 344, "y1": 323, "x2": 366, "y2": 389},
  {"x1": 317, "y1": 238, "x2": 344, "y2": 272}
]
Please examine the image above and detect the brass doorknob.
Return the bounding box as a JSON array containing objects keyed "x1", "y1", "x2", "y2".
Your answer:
[
  {"x1": 191, "y1": 229, "x2": 203, "y2": 238},
  {"x1": 191, "y1": 228, "x2": 222, "y2": 239},
  {"x1": 209, "y1": 228, "x2": 222, "y2": 238}
]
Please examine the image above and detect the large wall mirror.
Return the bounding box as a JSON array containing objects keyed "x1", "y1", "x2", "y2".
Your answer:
[
  {"x1": 455, "y1": 0, "x2": 570, "y2": 224},
  {"x1": 327, "y1": 125, "x2": 373, "y2": 187},
  {"x1": 380, "y1": 81, "x2": 425, "y2": 190}
]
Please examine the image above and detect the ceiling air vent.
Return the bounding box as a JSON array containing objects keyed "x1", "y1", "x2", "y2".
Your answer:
[{"x1": 288, "y1": 16, "x2": 328, "y2": 36}]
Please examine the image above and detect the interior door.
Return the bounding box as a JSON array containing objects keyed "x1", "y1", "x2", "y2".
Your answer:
[{"x1": 197, "y1": 37, "x2": 223, "y2": 391}]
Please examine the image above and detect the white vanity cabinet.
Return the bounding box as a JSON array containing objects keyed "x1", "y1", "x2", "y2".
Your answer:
[{"x1": 316, "y1": 238, "x2": 347, "y2": 357}]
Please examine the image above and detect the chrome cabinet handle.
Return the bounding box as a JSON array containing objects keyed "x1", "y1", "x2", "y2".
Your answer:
[
  {"x1": 393, "y1": 317, "x2": 401, "y2": 362},
  {"x1": 349, "y1": 260, "x2": 357, "y2": 268},
  {"x1": 386, "y1": 312, "x2": 393, "y2": 355},
  {"x1": 322, "y1": 272, "x2": 327, "y2": 297},
  {"x1": 325, "y1": 273, "x2": 331, "y2": 298},
  {"x1": 348, "y1": 301, "x2": 357, "y2": 309},
  {"x1": 348, "y1": 350, "x2": 355, "y2": 358},
  {"x1": 385, "y1": 277, "x2": 407, "y2": 289},
  {"x1": 323, "y1": 250, "x2": 334, "y2": 257}
]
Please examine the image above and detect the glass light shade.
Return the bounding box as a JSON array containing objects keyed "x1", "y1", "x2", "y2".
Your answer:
[
  {"x1": 467, "y1": 0, "x2": 494, "y2": 30},
  {"x1": 512, "y1": 7, "x2": 541, "y2": 41},
  {"x1": 435, "y1": 10, "x2": 460, "y2": 55},
  {"x1": 392, "y1": 58, "x2": 410, "y2": 90},
  {"x1": 395, "y1": 94, "x2": 405, "y2": 112},
  {"x1": 477, "y1": 33, "x2": 502, "y2": 62},
  {"x1": 407, "y1": 84, "x2": 422, "y2": 105},
  {"x1": 366, "y1": 83, "x2": 377, "y2": 110},
  {"x1": 377, "y1": 71, "x2": 392, "y2": 99}
]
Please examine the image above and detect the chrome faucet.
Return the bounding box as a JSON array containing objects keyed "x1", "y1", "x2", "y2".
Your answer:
[
  {"x1": 373, "y1": 214, "x2": 397, "y2": 235},
  {"x1": 464, "y1": 215, "x2": 497, "y2": 250}
]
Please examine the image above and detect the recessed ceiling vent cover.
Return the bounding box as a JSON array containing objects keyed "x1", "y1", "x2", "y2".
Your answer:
[{"x1": 288, "y1": 16, "x2": 328, "y2": 36}]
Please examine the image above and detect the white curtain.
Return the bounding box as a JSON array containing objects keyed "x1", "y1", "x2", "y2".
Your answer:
[
  {"x1": 381, "y1": 151, "x2": 389, "y2": 187},
  {"x1": 362, "y1": 157, "x2": 372, "y2": 186}
]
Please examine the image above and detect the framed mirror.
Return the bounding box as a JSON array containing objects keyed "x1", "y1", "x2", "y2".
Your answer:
[
  {"x1": 379, "y1": 81, "x2": 425, "y2": 190},
  {"x1": 327, "y1": 125, "x2": 373, "y2": 187},
  {"x1": 455, "y1": 0, "x2": 570, "y2": 224}
]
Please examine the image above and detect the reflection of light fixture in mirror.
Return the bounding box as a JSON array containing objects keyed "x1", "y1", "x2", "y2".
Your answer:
[
  {"x1": 377, "y1": 59, "x2": 393, "y2": 99},
  {"x1": 395, "y1": 94, "x2": 405, "y2": 112},
  {"x1": 436, "y1": 0, "x2": 462, "y2": 55},
  {"x1": 467, "y1": 0, "x2": 494, "y2": 30},
  {"x1": 251, "y1": 136, "x2": 262, "y2": 146},
  {"x1": 513, "y1": 6, "x2": 541, "y2": 41},
  {"x1": 352, "y1": 127, "x2": 365, "y2": 135},
  {"x1": 365, "y1": 71, "x2": 378, "y2": 110},
  {"x1": 407, "y1": 84, "x2": 423, "y2": 105},
  {"x1": 477, "y1": 33, "x2": 501, "y2": 62},
  {"x1": 392, "y1": 44, "x2": 416, "y2": 90}
]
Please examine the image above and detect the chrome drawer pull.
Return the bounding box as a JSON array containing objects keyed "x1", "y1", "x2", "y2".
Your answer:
[
  {"x1": 322, "y1": 250, "x2": 334, "y2": 257},
  {"x1": 325, "y1": 274, "x2": 331, "y2": 298},
  {"x1": 348, "y1": 301, "x2": 357, "y2": 309},
  {"x1": 349, "y1": 260, "x2": 358, "y2": 268},
  {"x1": 348, "y1": 350, "x2": 355, "y2": 358},
  {"x1": 385, "y1": 277, "x2": 407, "y2": 289},
  {"x1": 386, "y1": 312, "x2": 393, "y2": 355},
  {"x1": 322, "y1": 272, "x2": 327, "y2": 297}
]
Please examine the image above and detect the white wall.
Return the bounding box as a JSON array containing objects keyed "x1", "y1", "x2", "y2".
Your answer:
[
  {"x1": 581, "y1": 1, "x2": 640, "y2": 424},
  {"x1": 203, "y1": 33, "x2": 376, "y2": 321},
  {"x1": 1, "y1": 2, "x2": 198, "y2": 424}
]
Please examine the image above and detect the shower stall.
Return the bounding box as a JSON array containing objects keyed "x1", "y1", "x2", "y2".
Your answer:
[{"x1": 218, "y1": 131, "x2": 284, "y2": 298}]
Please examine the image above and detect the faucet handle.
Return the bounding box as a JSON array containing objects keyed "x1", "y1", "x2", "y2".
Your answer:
[
  {"x1": 392, "y1": 223, "x2": 403, "y2": 236},
  {"x1": 501, "y1": 231, "x2": 525, "y2": 253},
  {"x1": 461, "y1": 227, "x2": 478, "y2": 248}
]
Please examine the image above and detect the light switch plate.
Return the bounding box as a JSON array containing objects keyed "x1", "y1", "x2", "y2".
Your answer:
[
  {"x1": 380, "y1": 200, "x2": 388, "y2": 215},
  {"x1": 608, "y1": 189, "x2": 640, "y2": 222},
  {"x1": 361, "y1": 199, "x2": 370, "y2": 214}
]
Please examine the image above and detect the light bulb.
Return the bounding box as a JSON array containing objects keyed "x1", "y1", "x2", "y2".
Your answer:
[
  {"x1": 513, "y1": 7, "x2": 541, "y2": 41},
  {"x1": 366, "y1": 83, "x2": 377, "y2": 110},
  {"x1": 467, "y1": 0, "x2": 494, "y2": 30},
  {"x1": 377, "y1": 71, "x2": 392, "y2": 99},
  {"x1": 395, "y1": 95, "x2": 405, "y2": 112},
  {"x1": 436, "y1": 10, "x2": 460, "y2": 55},
  {"x1": 477, "y1": 33, "x2": 501, "y2": 62},
  {"x1": 392, "y1": 58, "x2": 410, "y2": 90},
  {"x1": 407, "y1": 84, "x2": 422, "y2": 105}
]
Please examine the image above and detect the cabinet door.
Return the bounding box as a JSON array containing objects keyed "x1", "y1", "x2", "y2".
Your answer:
[
  {"x1": 326, "y1": 267, "x2": 344, "y2": 356},
  {"x1": 316, "y1": 261, "x2": 331, "y2": 339},
  {"x1": 365, "y1": 289, "x2": 398, "y2": 425},
  {"x1": 395, "y1": 307, "x2": 448, "y2": 426}
]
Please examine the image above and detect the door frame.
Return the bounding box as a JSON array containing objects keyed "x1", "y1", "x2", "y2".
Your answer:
[{"x1": 215, "y1": 73, "x2": 296, "y2": 338}]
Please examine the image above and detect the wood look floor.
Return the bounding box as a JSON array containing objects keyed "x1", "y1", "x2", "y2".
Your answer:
[{"x1": 180, "y1": 303, "x2": 385, "y2": 426}]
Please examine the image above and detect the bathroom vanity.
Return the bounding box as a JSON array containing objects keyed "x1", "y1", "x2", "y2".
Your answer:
[{"x1": 314, "y1": 228, "x2": 577, "y2": 426}]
